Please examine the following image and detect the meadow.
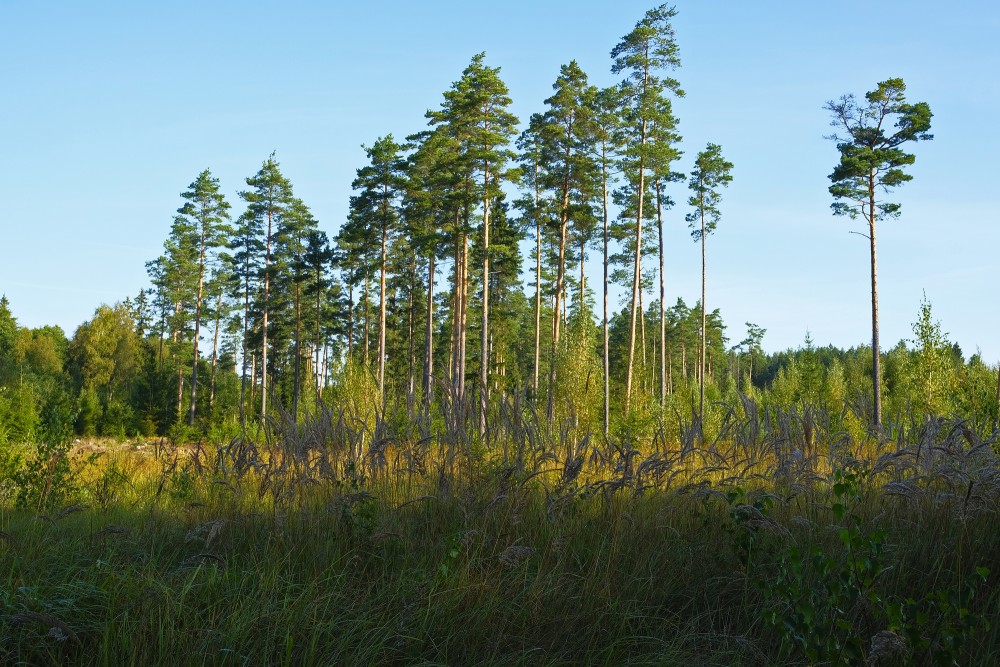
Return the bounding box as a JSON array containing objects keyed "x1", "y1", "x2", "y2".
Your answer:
[{"x1": 3, "y1": 396, "x2": 999, "y2": 666}]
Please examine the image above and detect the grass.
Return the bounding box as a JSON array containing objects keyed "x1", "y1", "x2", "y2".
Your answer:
[{"x1": 2, "y1": 398, "x2": 1000, "y2": 665}]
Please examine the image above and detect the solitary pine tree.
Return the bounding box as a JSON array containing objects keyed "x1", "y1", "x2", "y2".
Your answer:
[
  {"x1": 826, "y1": 78, "x2": 932, "y2": 430},
  {"x1": 686, "y1": 143, "x2": 732, "y2": 435}
]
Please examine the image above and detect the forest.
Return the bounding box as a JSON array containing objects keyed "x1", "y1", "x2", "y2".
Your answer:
[{"x1": 3, "y1": 4, "x2": 1000, "y2": 665}]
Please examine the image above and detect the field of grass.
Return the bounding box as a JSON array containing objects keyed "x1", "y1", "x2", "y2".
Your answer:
[{"x1": 2, "y1": 400, "x2": 1000, "y2": 665}]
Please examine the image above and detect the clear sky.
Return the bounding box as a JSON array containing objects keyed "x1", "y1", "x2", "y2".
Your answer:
[{"x1": 2, "y1": 1, "x2": 997, "y2": 361}]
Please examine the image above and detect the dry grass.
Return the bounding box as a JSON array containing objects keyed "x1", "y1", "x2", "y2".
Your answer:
[{"x1": 1, "y1": 395, "x2": 999, "y2": 665}]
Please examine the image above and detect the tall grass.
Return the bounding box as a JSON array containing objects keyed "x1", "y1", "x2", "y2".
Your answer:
[{"x1": 2, "y1": 394, "x2": 999, "y2": 665}]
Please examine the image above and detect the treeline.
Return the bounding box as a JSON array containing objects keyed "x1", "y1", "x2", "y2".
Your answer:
[{"x1": 2, "y1": 5, "x2": 998, "y2": 445}]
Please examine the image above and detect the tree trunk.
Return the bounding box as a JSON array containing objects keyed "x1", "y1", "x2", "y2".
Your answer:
[
  {"x1": 362, "y1": 269, "x2": 370, "y2": 369},
  {"x1": 407, "y1": 257, "x2": 416, "y2": 414},
  {"x1": 425, "y1": 252, "x2": 435, "y2": 408},
  {"x1": 249, "y1": 352, "x2": 257, "y2": 415},
  {"x1": 209, "y1": 290, "x2": 222, "y2": 416},
  {"x1": 533, "y1": 165, "x2": 542, "y2": 400},
  {"x1": 188, "y1": 223, "x2": 208, "y2": 427},
  {"x1": 239, "y1": 270, "x2": 250, "y2": 428},
  {"x1": 700, "y1": 205, "x2": 707, "y2": 440},
  {"x1": 378, "y1": 229, "x2": 387, "y2": 396},
  {"x1": 314, "y1": 265, "x2": 323, "y2": 402},
  {"x1": 547, "y1": 179, "x2": 570, "y2": 422},
  {"x1": 458, "y1": 230, "x2": 468, "y2": 403},
  {"x1": 624, "y1": 62, "x2": 650, "y2": 414},
  {"x1": 657, "y1": 180, "x2": 666, "y2": 409},
  {"x1": 261, "y1": 208, "x2": 272, "y2": 418},
  {"x1": 347, "y1": 282, "x2": 354, "y2": 361},
  {"x1": 480, "y1": 167, "x2": 491, "y2": 438},
  {"x1": 602, "y1": 146, "x2": 610, "y2": 437},
  {"x1": 292, "y1": 280, "x2": 302, "y2": 423},
  {"x1": 869, "y1": 170, "x2": 882, "y2": 430}
]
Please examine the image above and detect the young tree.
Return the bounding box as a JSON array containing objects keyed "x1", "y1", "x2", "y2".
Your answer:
[
  {"x1": 611, "y1": 4, "x2": 683, "y2": 414},
  {"x1": 826, "y1": 78, "x2": 932, "y2": 430},
  {"x1": 686, "y1": 143, "x2": 733, "y2": 433},
  {"x1": 740, "y1": 322, "x2": 766, "y2": 389}
]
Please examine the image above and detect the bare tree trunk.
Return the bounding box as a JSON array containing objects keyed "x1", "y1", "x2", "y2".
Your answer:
[
  {"x1": 176, "y1": 360, "x2": 184, "y2": 425},
  {"x1": 547, "y1": 162, "x2": 572, "y2": 422},
  {"x1": 869, "y1": 171, "x2": 882, "y2": 430},
  {"x1": 407, "y1": 258, "x2": 416, "y2": 414},
  {"x1": 667, "y1": 348, "x2": 673, "y2": 394},
  {"x1": 639, "y1": 288, "x2": 647, "y2": 370},
  {"x1": 624, "y1": 63, "x2": 650, "y2": 414},
  {"x1": 250, "y1": 352, "x2": 257, "y2": 415},
  {"x1": 292, "y1": 282, "x2": 302, "y2": 423},
  {"x1": 378, "y1": 229, "x2": 387, "y2": 396},
  {"x1": 347, "y1": 282, "x2": 354, "y2": 361},
  {"x1": 657, "y1": 180, "x2": 666, "y2": 410},
  {"x1": 188, "y1": 230, "x2": 207, "y2": 426},
  {"x1": 602, "y1": 148, "x2": 610, "y2": 437},
  {"x1": 362, "y1": 269, "x2": 370, "y2": 369},
  {"x1": 480, "y1": 167, "x2": 491, "y2": 438},
  {"x1": 458, "y1": 231, "x2": 468, "y2": 403},
  {"x1": 533, "y1": 165, "x2": 542, "y2": 400},
  {"x1": 314, "y1": 266, "x2": 323, "y2": 403},
  {"x1": 450, "y1": 232, "x2": 460, "y2": 390},
  {"x1": 425, "y1": 253, "x2": 435, "y2": 408},
  {"x1": 209, "y1": 291, "x2": 222, "y2": 416},
  {"x1": 239, "y1": 280, "x2": 249, "y2": 427},
  {"x1": 699, "y1": 206, "x2": 707, "y2": 439},
  {"x1": 261, "y1": 209, "x2": 273, "y2": 418}
]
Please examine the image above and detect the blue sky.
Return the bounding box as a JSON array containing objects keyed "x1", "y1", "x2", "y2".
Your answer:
[{"x1": 2, "y1": 1, "x2": 998, "y2": 360}]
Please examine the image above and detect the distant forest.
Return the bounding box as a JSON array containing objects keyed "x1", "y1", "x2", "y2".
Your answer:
[{"x1": 1, "y1": 4, "x2": 997, "y2": 447}]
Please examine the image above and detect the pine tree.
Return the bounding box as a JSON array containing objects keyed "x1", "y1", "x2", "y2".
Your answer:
[
  {"x1": 531, "y1": 61, "x2": 600, "y2": 420},
  {"x1": 428, "y1": 52, "x2": 519, "y2": 434},
  {"x1": 686, "y1": 143, "x2": 733, "y2": 434},
  {"x1": 590, "y1": 86, "x2": 624, "y2": 434},
  {"x1": 826, "y1": 78, "x2": 932, "y2": 430},
  {"x1": 350, "y1": 136, "x2": 406, "y2": 397},
  {"x1": 240, "y1": 153, "x2": 293, "y2": 418},
  {"x1": 173, "y1": 169, "x2": 232, "y2": 426},
  {"x1": 611, "y1": 4, "x2": 683, "y2": 414}
]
